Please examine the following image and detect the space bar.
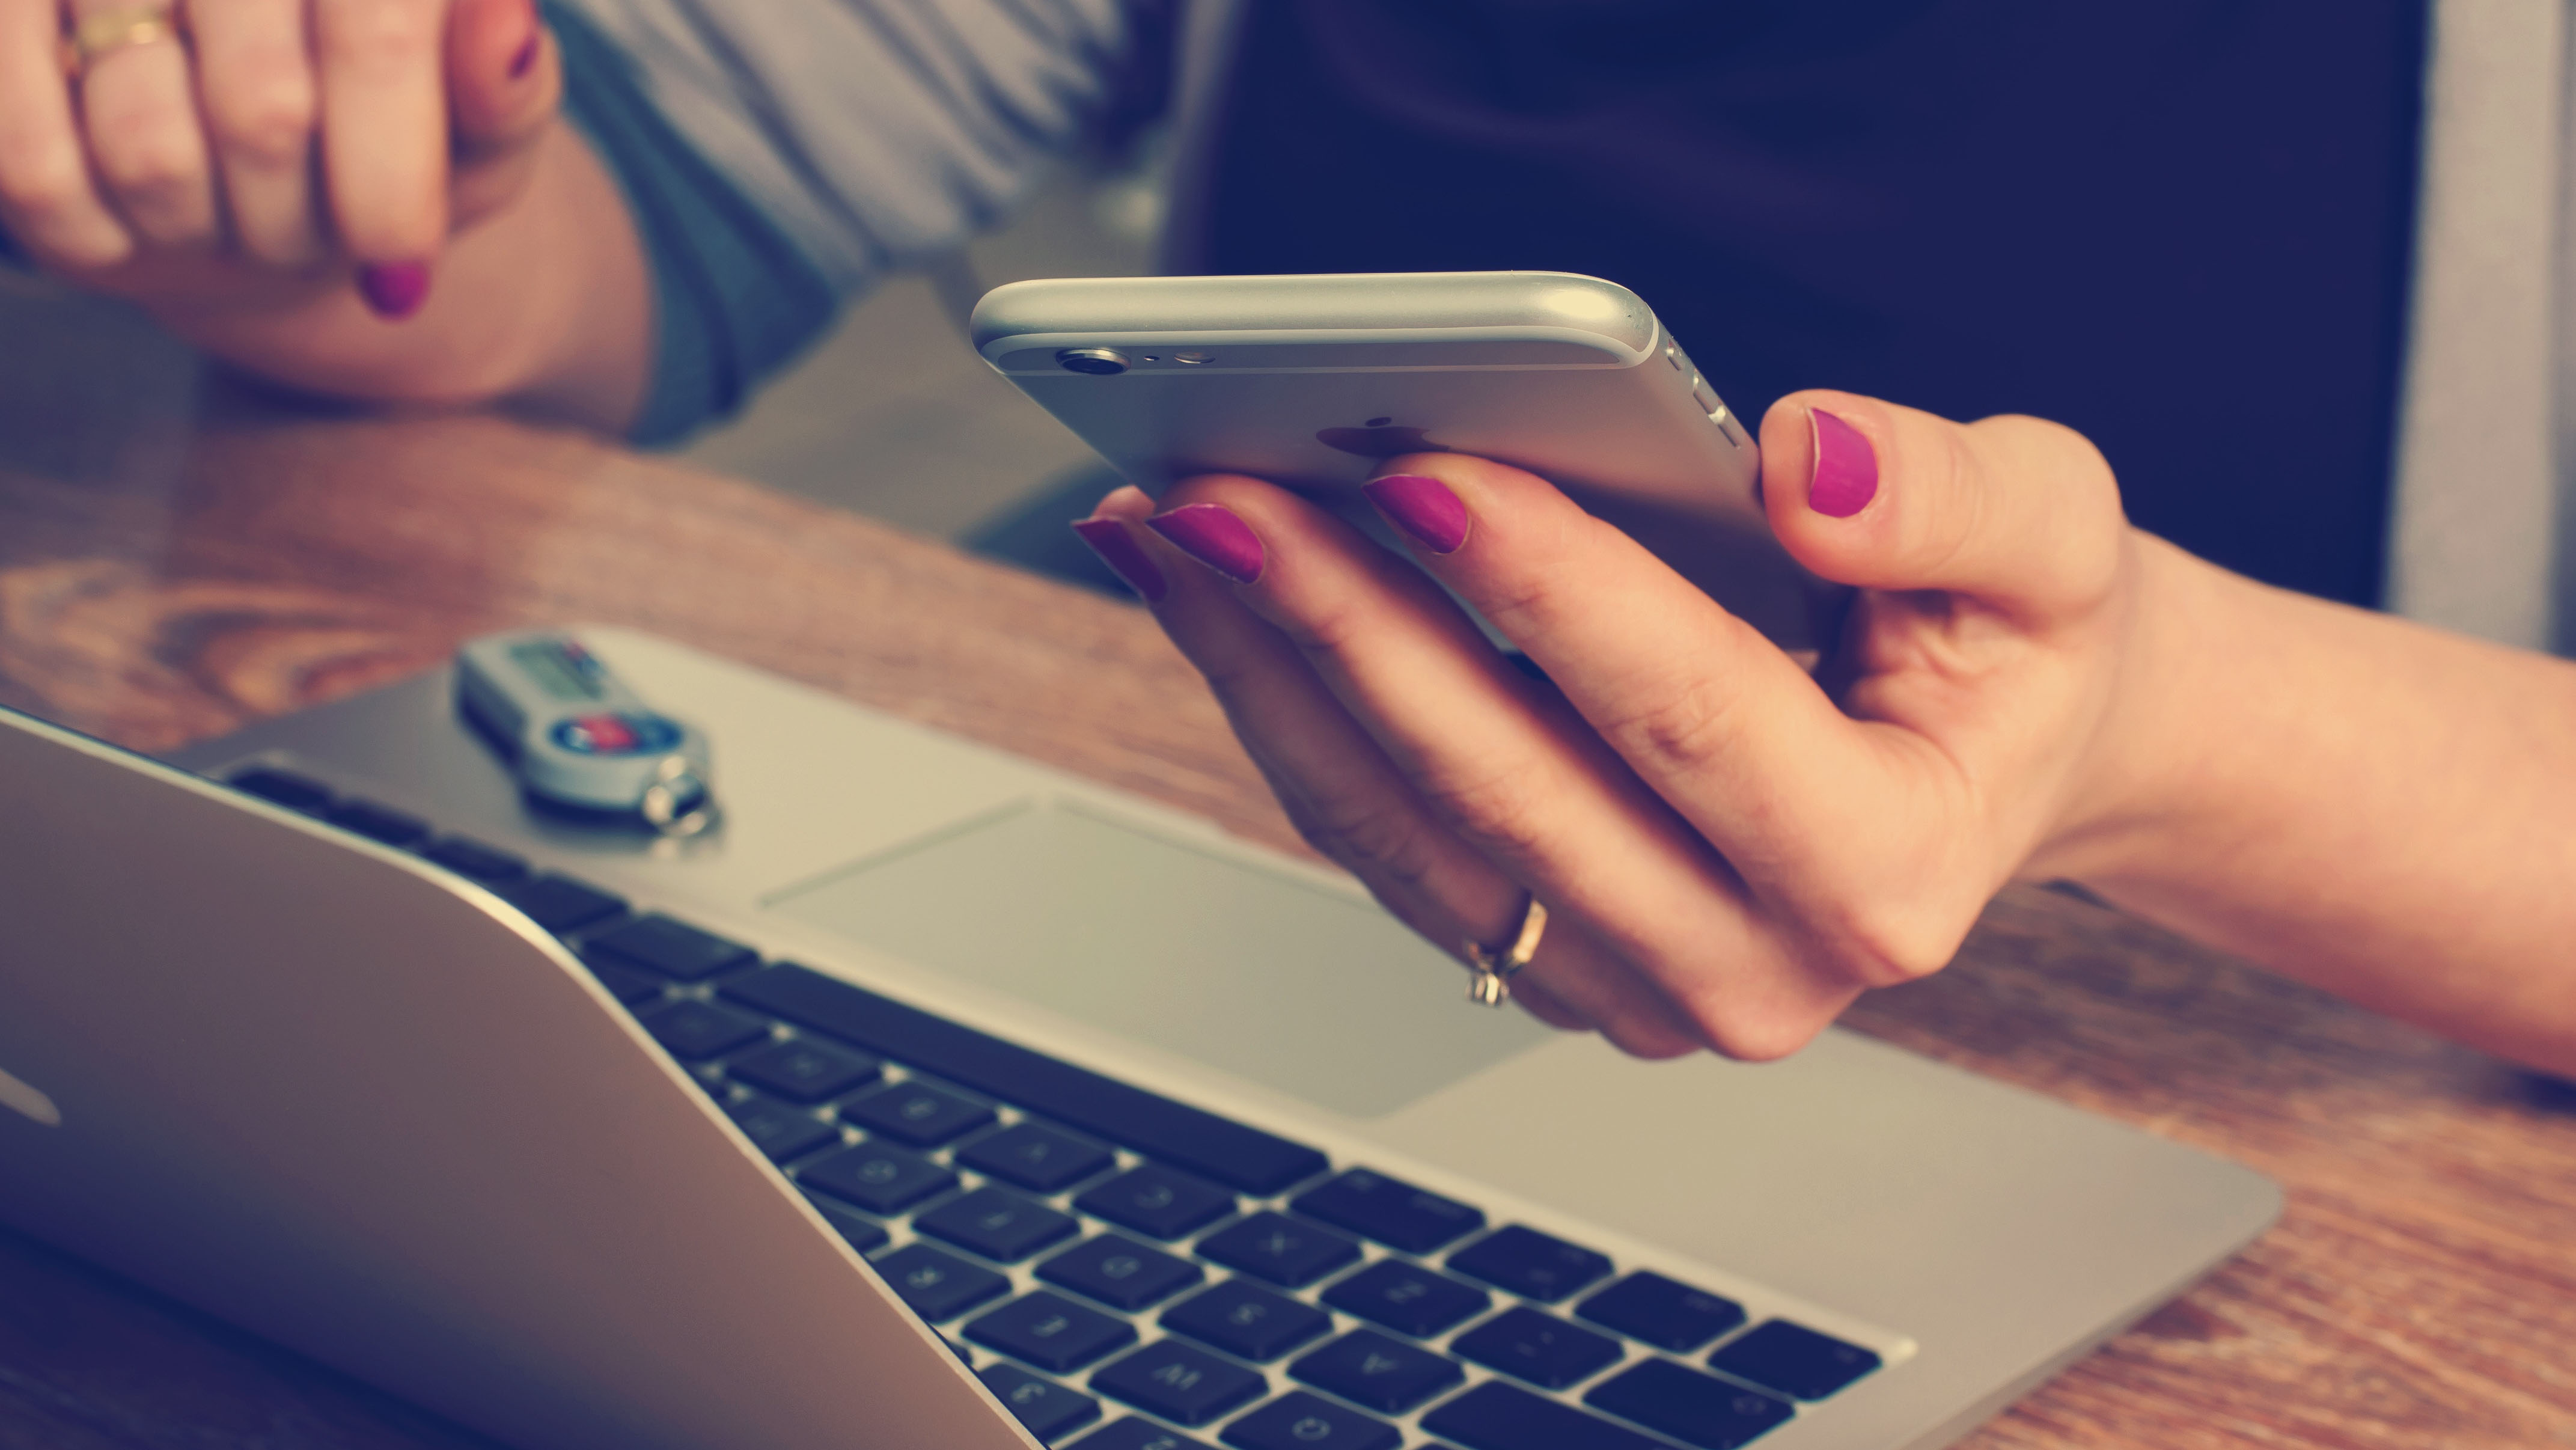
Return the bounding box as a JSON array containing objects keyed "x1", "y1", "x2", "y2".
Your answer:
[{"x1": 721, "y1": 962, "x2": 1329, "y2": 1196}]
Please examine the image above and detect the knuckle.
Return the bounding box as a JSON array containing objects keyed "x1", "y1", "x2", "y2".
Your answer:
[
  {"x1": 99, "y1": 132, "x2": 204, "y2": 203},
  {"x1": 1596, "y1": 670, "x2": 1745, "y2": 777},
  {"x1": 1818, "y1": 898, "x2": 1964, "y2": 987},
  {"x1": 208, "y1": 70, "x2": 317, "y2": 168},
  {"x1": 1413, "y1": 762, "x2": 1552, "y2": 863}
]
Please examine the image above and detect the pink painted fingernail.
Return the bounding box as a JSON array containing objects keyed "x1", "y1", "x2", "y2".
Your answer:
[
  {"x1": 1071, "y1": 518, "x2": 1168, "y2": 604},
  {"x1": 1146, "y1": 504, "x2": 1265, "y2": 584},
  {"x1": 1363, "y1": 473, "x2": 1470, "y2": 554},
  {"x1": 358, "y1": 262, "x2": 432, "y2": 320},
  {"x1": 1808, "y1": 408, "x2": 1878, "y2": 518}
]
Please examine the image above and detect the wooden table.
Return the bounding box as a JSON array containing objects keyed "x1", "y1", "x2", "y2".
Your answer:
[{"x1": 1, "y1": 384, "x2": 2571, "y2": 1450}]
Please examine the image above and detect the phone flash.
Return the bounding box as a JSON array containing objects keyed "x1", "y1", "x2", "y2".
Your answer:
[{"x1": 1174, "y1": 351, "x2": 1214, "y2": 364}]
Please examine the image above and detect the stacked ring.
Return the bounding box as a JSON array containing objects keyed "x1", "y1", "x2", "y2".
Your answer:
[
  {"x1": 60, "y1": 5, "x2": 185, "y2": 81},
  {"x1": 1462, "y1": 895, "x2": 1549, "y2": 1007}
]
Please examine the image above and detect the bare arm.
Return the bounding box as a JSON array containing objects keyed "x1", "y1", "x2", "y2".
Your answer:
[{"x1": 2064, "y1": 543, "x2": 2576, "y2": 1074}]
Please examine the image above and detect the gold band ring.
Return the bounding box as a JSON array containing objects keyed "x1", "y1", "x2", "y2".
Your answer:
[
  {"x1": 60, "y1": 5, "x2": 186, "y2": 80},
  {"x1": 1462, "y1": 894, "x2": 1548, "y2": 1008}
]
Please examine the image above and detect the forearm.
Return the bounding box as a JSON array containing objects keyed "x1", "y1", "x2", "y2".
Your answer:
[
  {"x1": 2062, "y1": 537, "x2": 2576, "y2": 1075},
  {"x1": 146, "y1": 121, "x2": 650, "y2": 432}
]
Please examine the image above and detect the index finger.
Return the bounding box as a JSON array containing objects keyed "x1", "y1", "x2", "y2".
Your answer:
[
  {"x1": 1355, "y1": 448, "x2": 1890, "y2": 904},
  {"x1": 314, "y1": 0, "x2": 448, "y2": 268}
]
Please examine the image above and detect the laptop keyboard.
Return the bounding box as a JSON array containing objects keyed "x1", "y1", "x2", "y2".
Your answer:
[{"x1": 225, "y1": 766, "x2": 1890, "y2": 1450}]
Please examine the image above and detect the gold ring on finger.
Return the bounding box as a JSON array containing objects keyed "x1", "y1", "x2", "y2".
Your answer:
[
  {"x1": 1462, "y1": 893, "x2": 1548, "y2": 1008},
  {"x1": 60, "y1": 4, "x2": 186, "y2": 81}
]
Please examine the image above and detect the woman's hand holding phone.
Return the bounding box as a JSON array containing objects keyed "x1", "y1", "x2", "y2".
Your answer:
[{"x1": 1077, "y1": 391, "x2": 2172, "y2": 1059}]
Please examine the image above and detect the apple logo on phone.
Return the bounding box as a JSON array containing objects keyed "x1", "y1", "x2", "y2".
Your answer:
[{"x1": 1316, "y1": 417, "x2": 1451, "y2": 458}]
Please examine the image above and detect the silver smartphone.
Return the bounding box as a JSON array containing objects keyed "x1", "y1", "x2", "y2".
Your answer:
[{"x1": 969, "y1": 270, "x2": 1836, "y2": 649}]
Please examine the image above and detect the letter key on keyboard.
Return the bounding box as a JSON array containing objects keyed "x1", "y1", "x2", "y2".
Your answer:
[
  {"x1": 1320, "y1": 1259, "x2": 1490, "y2": 1338},
  {"x1": 839, "y1": 1080, "x2": 995, "y2": 1146},
  {"x1": 1451, "y1": 1306, "x2": 1623, "y2": 1390},
  {"x1": 1039, "y1": 1235, "x2": 1203, "y2": 1311},
  {"x1": 1091, "y1": 1340, "x2": 1268, "y2": 1426},
  {"x1": 966, "y1": 1291, "x2": 1139, "y2": 1372},
  {"x1": 1076, "y1": 1164, "x2": 1235, "y2": 1240},
  {"x1": 1445, "y1": 1225, "x2": 1613, "y2": 1302},
  {"x1": 1288, "y1": 1329, "x2": 1465, "y2": 1414},
  {"x1": 959, "y1": 1121, "x2": 1118, "y2": 1192},
  {"x1": 1196, "y1": 1212, "x2": 1360, "y2": 1288},
  {"x1": 1159, "y1": 1280, "x2": 1331, "y2": 1361},
  {"x1": 870, "y1": 1243, "x2": 1009, "y2": 1321},
  {"x1": 798, "y1": 1142, "x2": 955, "y2": 1214},
  {"x1": 1291, "y1": 1169, "x2": 1483, "y2": 1253},
  {"x1": 726, "y1": 1038, "x2": 881, "y2": 1102},
  {"x1": 1218, "y1": 1390, "x2": 1398, "y2": 1450},
  {"x1": 917, "y1": 1186, "x2": 1080, "y2": 1262}
]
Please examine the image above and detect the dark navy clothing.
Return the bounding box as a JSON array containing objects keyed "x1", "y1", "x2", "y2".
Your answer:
[{"x1": 1204, "y1": 1, "x2": 2430, "y2": 606}]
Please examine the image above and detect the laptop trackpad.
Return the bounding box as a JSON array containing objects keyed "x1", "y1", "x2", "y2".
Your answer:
[{"x1": 765, "y1": 798, "x2": 1552, "y2": 1119}]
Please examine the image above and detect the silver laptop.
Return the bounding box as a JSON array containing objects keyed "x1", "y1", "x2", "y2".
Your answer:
[{"x1": 0, "y1": 626, "x2": 2278, "y2": 1450}]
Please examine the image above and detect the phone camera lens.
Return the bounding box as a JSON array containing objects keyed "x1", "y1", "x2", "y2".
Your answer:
[{"x1": 1056, "y1": 347, "x2": 1130, "y2": 375}]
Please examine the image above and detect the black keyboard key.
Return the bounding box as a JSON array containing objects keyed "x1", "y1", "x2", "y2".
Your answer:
[
  {"x1": 228, "y1": 766, "x2": 332, "y2": 814},
  {"x1": 583, "y1": 958, "x2": 666, "y2": 1007},
  {"x1": 492, "y1": 873, "x2": 626, "y2": 934},
  {"x1": 966, "y1": 1291, "x2": 1138, "y2": 1372},
  {"x1": 636, "y1": 1000, "x2": 769, "y2": 1060},
  {"x1": 981, "y1": 1360, "x2": 1105, "y2": 1443},
  {"x1": 1706, "y1": 1320, "x2": 1879, "y2": 1401},
  {"x1": 1422, "y1": 1380, "x2": 1666, "y2": 1450},
  {"x1": 841, "y1": 1080, "x2": 997, "y2": 1146},
  {"x1": 960, "y1": 1121, "x2": 1117, "y2": 1192},
  {"x1": 1576, "y1": 1273, "x2": 1745, "y2": 1353},
  {"x1": 1218, "y1": 1391, "x2": 1399, "y2": 1450},
  {"x1": 1288, "y1": 1329, "x2": 1463, "y2": 1415},
  {"x1": 1446, "y1": 1225, "x2": 1613, "y2": 1303},
  {"x1": 1320, "y1": 1259, "x2": 1489, "y2": 1339},
  {"x1": 723, "y1": 964, "x2": 1329, "y2": 1193},
  {"x1": 799, "y1": 1141, "x2": 957, "y2": 1214},
  {"x1": 1160, "y1": 1281, "x2": 1331, "y2": 1362},
  {"x1": 1587, "y1": 1359, "x2": 1793, "y2": 1449},
  {"x1": 1039, "y1": 1235, "x2": 1203, "y2": 1310},
  {"x1": 325, "y1": 798, "x2": 430, "y2": 848},
  {"x1": 1076, "y1": 1165, "x2": 1235, "y2": 1240},
  {"x1": 1071, "y1": 1420, "x2": 1212, "y2": 1450},
  {"x1": 1452, "y1": 1306, "x2": 1623, "y2": 1390},
  {"x1": 873, "y1": 1242, "x2": 1010, "y2": 1321},
  {"x1": 919, "y1": 1186, "x2": 1081, "y2": 1263},
  {"x1": 420, "y1": 835, "x2": 529, "y2": 883},
  {"x1": 585, "y1": 913, "x2": 757, "y2": 980},
  {"x1": 1091, "y1": 1340, "x2": 1267, "y2": 1426},
  {"x1": 802, "y1": 1192, "x2": 890, "y2": 1254},
  {"x1": 1195, "y1": 1213, "x2": 1360, "y2": 1289},
  {"x1": 724, "y1": 1095, "x2": 838, "y2": 1163},
  {"x1": 727, "y1": 1038, "x2": 881, "y2": 1103},
  {"x1": 1291, "y1": 1169, "x2": 1483, "y2": 1254}
]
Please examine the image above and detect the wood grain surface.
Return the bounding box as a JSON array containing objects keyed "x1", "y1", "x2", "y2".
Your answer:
[{"x1": 1, "y1": 393, "x2": 2570, "y2": 1450}]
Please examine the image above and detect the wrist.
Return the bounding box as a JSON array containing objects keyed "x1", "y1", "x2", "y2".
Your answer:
[{"x1": 2019, "y1": 530, "x2": 2254, "y2": 887}]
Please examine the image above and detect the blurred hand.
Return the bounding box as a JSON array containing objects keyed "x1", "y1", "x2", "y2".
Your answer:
[
  {"x1": 1076, "y1": 393, "x2": 2158, "y2": 1060},
  {"x1": 0, "y1": 0, "x2": 560, "y2": 320}
]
